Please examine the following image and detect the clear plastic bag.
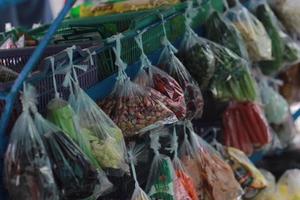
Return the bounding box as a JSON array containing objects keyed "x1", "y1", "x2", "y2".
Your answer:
[
  {"x1": 225, "y1": 0, "x2": 272, "y2": 61},
  {"x1": 205, "y1": 1, "x2": 249, "y2": 60},
  {"x1": 99, "y1": 34, "x2": 177, "y2": 137},
  {"x1": 134, "y1": 33, "x2": 186, "y2": 119},
  {"x1": 277, "y1": 169, "x2": 300, "y2": 200},
  {"x1": 4, "y1": 85, "x2": 59, "y2": 200},
  {"x1": 128, "y1": 144, "x2": 151, "y2": 200},
  {"x1": 63, "y1": 48, "x2": 129, "y2": 177},
  {"x1": 179, "y1": 9, "x2": 216, "y2": 90},
  {"x1": 24, "y1": 85, "x2": 112, "y2": 199},
  {"x1": 252, "y1": 169, "x2": 278, "y2": 200},
  {"x1": 259, "y1": 78, "x2": 289, "y2": 125},
  {"x1": 269, "y1": 0, "x2": 300, "y2": 38},
  {"x1": 158, "y1": 19, "x2": 204, "y2": 120},
  {"x1": 186, "y1": 121, "x2": 243, "y2": 200},
  {"x1": 146, "y1": 132, "x2": 176, "y2": 200},
  {"x1": 222, "y1": 101, "x2": 272, "y2": 155},
  {"x1": 169, "y1": 126, "x2": 198, "y2": 200}
]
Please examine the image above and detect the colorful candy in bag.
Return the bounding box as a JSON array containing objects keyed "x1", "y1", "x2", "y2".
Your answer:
[
  {"x1": 225, "y1": 0, "x2": 272, "y2": 62},
  {"x1": 128, "y1": 144, "x2": 151, "y2": 200},
  {"x1": 146, "y1": 132, "x2": 176, "y2": 200},
  {"x1": 252, "y1": 169, "x2": 277, "y2": 200},
  {"x1": 186, "y1": 121, "x2": 243, "y2": 200},
  {"x1": 133, "y1": 33, "x2": 186, "y2": 119},
  {"x1": 169, "y1": 126, "x2": 198, "y2": 200},
  {"x1": 63, "y1": 48, "x2": 129, "y2": 176},
  {"x1": 205, "y1": 2, "x2": 249, "y2": 60},
  {"x1": 222, "y1": 101, "x2": 272, "y2": 155},
  {"x1": 99, "y1": 34, "x2": 177, "y2": 137},
  {"x1": 158, "y1": 19, "x2": 203, "y2": 120},
  {"x1": 4, "y1": 85, "x2": 59, "y2": 200}
]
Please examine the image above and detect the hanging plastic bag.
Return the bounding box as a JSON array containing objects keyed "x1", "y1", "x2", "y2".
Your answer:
[
  {"x1": 24, "y1": 84, "x2": 112, "y2": 199},
  {"x1": 222, "y1": 101, "x2": 272, "y2": 155},
  {"x1": 179, "y1": 7, "x2": 216, "y2": 90},
  {"x1": 205, "y1": 1, "x2": 249, "y2": 60},
  {"x1": 4, "y1": 84, "x2": 59, "y2": 200},
  {"x1": 259, "y1": 77, "x2": 289, "y2": 125},
  {"x1": 146, "y1": 132, "x2": 176, "y2": 200},
  {"x1": 186, "y1": 121, "x2": 243, "y2": 200},
  {"x1": 128, "y1": 144, "x2": 151, "y2": 200},
  {"x1": 252, "y1": 169, "x2": 278, "y2": 200},
  {"x1": 277, "y1": 169, "x2": 300, "y2": 200},
  {"x1": 158, "y1": 18, "x2": 204, "y2": 119},
  {"x1": 99, "y1": 34, "x2": 177, "y2": 137},
  {"x1": 133, "y1": 32, "x2": 186, "y2": 119},
  {"x1": 169, "y1": 126, "x2": 198, "y2": 200},
  {"x1": 269, "y1": 0, "x2": 300, "y2": 38},
  {"x1": 63, "y1": 47, "x2": 129, "y2": 177},
  {"x1": 225, "y1": 0, "x2": 272, "y2": 61}
]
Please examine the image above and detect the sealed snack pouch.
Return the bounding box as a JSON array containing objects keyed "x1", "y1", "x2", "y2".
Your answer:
[
  {"x1": 277, "y1": 169, "x2": 300, "y2": 200},
  {"x1": 186, "y1": 121, "x2": 243, "y2": 200},
  {"x1": 205, "y1": 1, "x2": 249, "y2": 60},
  {"x1": 259, "y1": 77, "x2": 289, "y2": 125},
  {"x1": 4, "y1": 85, "x2": 59, "y2": 200},
  {"x1": 222, "y1": 101, "x2": 272, "y2": 155},
  {"x1": 99, "y1": 34, "x2": 177, "y2": 137},
  {"x1": 169, "y1": 126, "x2": 198, "y2": 200},
  {"x1": 158, "y1": 18, "x2": 204, "y2": 119},
  {"x1": 225, "y1": 0, "x2": 272, "y2": 61},
  {"x1": 128, "y1": 144, "x2": 151, "y2": 200},
  {"x1": 25, "y1": 84, "x2": 111, "y2": 199},
  {"x1": 134, "y1": 32, "x2": 186, "y2": 119},
  {"x1": 146, "y1": 132, "x2": 176, "y2": 200},
  {"x1": 63, "y1": 47, "x2": 129, "y2": 177},
  {"x1": 219, "y1": 145, "x2": 268, "y2": 193},
  {"x1": 179, "y1": 9, "x2": 216, "y2": 90}
]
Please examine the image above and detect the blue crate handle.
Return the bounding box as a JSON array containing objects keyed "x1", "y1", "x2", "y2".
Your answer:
[{"x1": 0, "y1": 1, "x2": 75, "y2": 199}]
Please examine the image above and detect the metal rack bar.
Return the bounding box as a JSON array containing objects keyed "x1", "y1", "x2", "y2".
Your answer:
[{"x1": 0, "y1": 0, "x2": 75, "y2": 199}]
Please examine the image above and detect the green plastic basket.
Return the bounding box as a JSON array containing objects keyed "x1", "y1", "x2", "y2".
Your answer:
[{"x1": 95, "y1": 0, "x2": 223, "y2": 80}]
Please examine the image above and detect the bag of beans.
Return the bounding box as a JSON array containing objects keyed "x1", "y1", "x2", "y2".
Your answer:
[
  {"x1": 158, "y1": 20, "x2": 204, "y2": 120},
  {"x1": 134, "y1": 33, "x2": 186, "y2": 119},
  {"x1": 4, "y1": 85, "x2": 59, "y2": 200},
  {"x1": 63, "y1": 48, "x2": 129, "y2": 177},
  {"x1": 99, "y1": 34, "x2": 177, "y2": 137}
]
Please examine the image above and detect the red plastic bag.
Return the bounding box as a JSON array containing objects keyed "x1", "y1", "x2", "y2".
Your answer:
[{"x1": 223, "y1": 102, "x2": 272, "y2": 155}]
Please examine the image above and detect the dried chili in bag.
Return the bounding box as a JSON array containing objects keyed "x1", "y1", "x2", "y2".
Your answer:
[
  {"x1": 222, "y1": 101, "x2": 272, "y2": 155},
  {"x1": 99, "y1": 34, "x2": 177, "y2": 137},
  {"x1": 169, "y1": 126, "x2": 198, "y2": 200},
  {"x1": 63, "y1": 48, "x2": 129, "y2": 177},
  {"x1": 146, "y1": 132, "x2": 176, "y2": 200},
  {"x1": 225, "y1": 0, "x2": 272, "y2": 61},
  {"x1": 186, "y1": 121, "x2": 243, "y2": 200},
  {"x1": 4, "y1": 84, "x2": 59, "y2": 200},
  {"x1": 128, "y1": 144, "x2": 151, "y2": 200},
  {"x1": 158, "y1": 19, "x2": 203, "y2": 120},
  {"x1": 134, "y1": 33, "x2": 186, "y2": 119},
  {"x1": 205, "y1": 2, "x2": 249, "y2": 60}
]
